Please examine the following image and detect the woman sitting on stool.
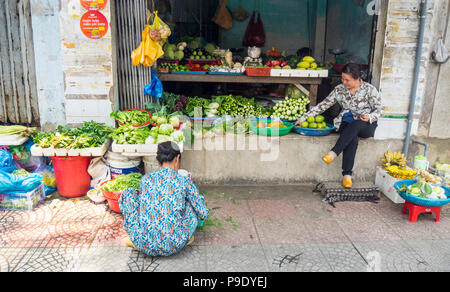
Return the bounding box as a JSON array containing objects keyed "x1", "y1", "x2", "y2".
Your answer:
[
  {"x1": 295, "y1": 63, "x2": 384, "y2": 188},
  {"x1": 119, "y1": 141, "x2": 209, "y2": 256}
]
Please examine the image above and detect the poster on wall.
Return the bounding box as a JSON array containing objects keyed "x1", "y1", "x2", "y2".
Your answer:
[
  {"x1": 80, "y1": 10, "x2": 108, "y2": 39},
  {"x1": 80, "y1": 0, "x2": 108, "y2": 10}
]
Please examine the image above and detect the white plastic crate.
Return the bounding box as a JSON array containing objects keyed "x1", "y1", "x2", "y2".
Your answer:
[
  {"x1": 111, "y1": 141, "x2": 184, "y2": 156},
  {"x1": 30, "y1": 139, "x2": 111, "y2": 157},
  {"x1": 270, "y1": 69, "x2": 328, "y2": 78},
  {"x1": 0, "y1": 183, "x2": 45, "y2": 211},
  {"x1": 374, "y1": 166, "x2": 405, "y2": 204}
]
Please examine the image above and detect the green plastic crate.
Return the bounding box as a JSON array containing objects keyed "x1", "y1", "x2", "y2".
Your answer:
[{"x1": 249, "y1": 120, "x2": 294, "y2": 136}]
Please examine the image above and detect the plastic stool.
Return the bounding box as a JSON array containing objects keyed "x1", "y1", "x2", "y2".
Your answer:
[{"x1": 402, "y1": 201, "x2": 441, "y2": 222}]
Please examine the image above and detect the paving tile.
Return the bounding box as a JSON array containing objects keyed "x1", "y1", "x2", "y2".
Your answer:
[
  {"x1": 76, "y1": 246, "x2": 135, "y2": 272},
  {"x1": 262, "y1": 244, "x2": 332, "y2": 272},
  {"x1": 38, "y1": 221, "x2": 101, "y2": 248},
  {"x1": 0, "y1": 222, "x2": 48, "y2": 248},
  {"x1": 385, "y1": 218, "x2": 444, "y2": 241},
  {"x1": 50, "y1": 198, "x2": 108, "y2": 223},
  {"x1": 316, "y1": 242, "x2": 368, "y2": 272},
  {"x1": 302, "y1": 218, "x2": 350, "y2": 243},
  {"x1": 405, "y1": 240, "x2": 450, "y2": 272},
  {"x1": 248, "y1": 199, "x2": 298, "y2": 220},
  {"x1": 13, "y1": 247, "x2": 84, "y2": 272},
  {"x1": 205, "y1": 245, "x2": 269, "y2": 272},
  {"x1": 91, "y1": 211, "x2": 127, "y2": 247},
  {"x1": 151, "y1": 245, "x2": 208, "y2": 272},
  {"x1": 353, "y1": 241, "x2": 435, "y2": 272},
  {"x1": 194, "y1": 200, "x2": 258, "y2": 246},
  {"x1": 253, "y1": 217, "x2": 313, "y2": 245},
  {"x1": 0, "y1": 199, "x2": 64, "y2": 224},
  {"x1": 0, "y1": 248, "x2": 29, "y2": 272}
]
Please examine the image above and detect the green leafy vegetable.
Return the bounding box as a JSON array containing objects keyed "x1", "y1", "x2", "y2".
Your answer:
[
  {"x1": 103, "y1": 173, "x2": 143, "y2": 192},
  {"x1": 110, "y1": 110, "x2": 151, "y2": 125}
]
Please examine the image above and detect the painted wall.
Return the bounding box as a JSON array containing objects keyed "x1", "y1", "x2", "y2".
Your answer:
[
  {"x1": 220, "y1": 0, "x2": 317, "y2": 55},
  {"x1": 30, "y1": 0, "x2": 66, "y2": 131}
]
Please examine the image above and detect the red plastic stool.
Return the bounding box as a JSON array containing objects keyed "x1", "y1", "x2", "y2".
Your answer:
[{"x1": 402, "y1": 201, "x2": 441, "y2": 222}]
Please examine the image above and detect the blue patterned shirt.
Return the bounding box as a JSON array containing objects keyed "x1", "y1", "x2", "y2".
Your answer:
[{"x1": 119, "y1": 167, "x2": 209, "y2": 256}]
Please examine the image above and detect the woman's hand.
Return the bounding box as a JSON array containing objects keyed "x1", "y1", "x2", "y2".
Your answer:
[{"x1": 360, "y1": 114, "x2": 370, "y2": 122}]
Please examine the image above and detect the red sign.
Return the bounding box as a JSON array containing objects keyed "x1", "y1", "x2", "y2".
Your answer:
[
  {"x1": 80, "y1": 10, "x2": 108, "y2": 39},
  {"x1": 80, "y1": 0, "x2": 108, "y2": 10}
]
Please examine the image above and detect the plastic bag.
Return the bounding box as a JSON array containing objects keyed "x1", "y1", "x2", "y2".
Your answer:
[
  {"x1": 212, "y1": 0, "x2": 233, "y2": 30},
  {"x1": 33, "y1": 165, "x2": 57, "y2": 195},
  {"x1": 131, "y1": 11, "x2": 167, "y2": 67},
  {"x1": 88, "y1": 157, "x2": 111, "y2": 189},
  {"x1": 0, "y1": 149, "x2": 18, "y2": 173},
  {"x1": 242, "y1": 11, "x2": 265, "y2": 47},
  {"x1": 0, "y1": 169, "x2": 43, "y2": 195},
  {"x1": 144, "y1": 69, "x2": 163, "y2": 99}
]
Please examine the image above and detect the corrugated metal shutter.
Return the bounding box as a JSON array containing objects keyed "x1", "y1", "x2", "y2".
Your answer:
[
  {"x1": 114, "y1": 0, "x2": 154, "y2": 110},
  {"x1": 0, "y1": 0, "x2": 39, "y2": 125}
]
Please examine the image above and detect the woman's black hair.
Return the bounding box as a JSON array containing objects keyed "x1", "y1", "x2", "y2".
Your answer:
[
  {"x1": 156, "y1": 141, "x2": 181, "y2": 164},
  {"x1": 342, "y1": 63, "x2": 361, "y2": 80}
]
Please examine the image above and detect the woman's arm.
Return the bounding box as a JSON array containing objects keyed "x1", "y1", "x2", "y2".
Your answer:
[
  {"x1": 368, "y1": 87, "x2": 384, "y2": 124},
  {"x1": 296, "y1": 87, "x2": 338, "y2": 124},
  {"x1": 185, "y1": 178, "x2": 209, "y2": 220}
]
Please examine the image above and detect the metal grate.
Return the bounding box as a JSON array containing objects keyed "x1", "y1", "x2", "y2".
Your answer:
[
  {"x1": 0, "y1": 0, "x2": 39, "y2": 125},
  {"x1": 114, "y1": 0, "x2": 154, "y2": 110}
]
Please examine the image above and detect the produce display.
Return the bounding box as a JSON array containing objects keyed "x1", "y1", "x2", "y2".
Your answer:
[
  {"x1": 111, "y1": 125, "x2": 151, "y2": 145},
  {"x1": 417, "y1": 170, "x2": 443, "y2": 185},
  {"x1": 271, "y1": 96, "x2": 310, "y2": 122},
  {"x1": 158, "y1": 61, "x2": 178, "y2": 72},
  {"x1": 298, "y1": 115, "x2": 331, "y2": 129},
  {"x1": 397, "y1": 180, "x2": 447, "y2": 200},
  {"x1": 102, "y1": 173, "x2": 143, "y2": 192},
  {"x1": 217, "y1": 95, "x2": 272, "y2": 118},
  {"x1": 191, "y1": 117, "x2": 251, "y2": 138},
  {"x1": 110, "y1": 110, "x2": 151, "y2": 126},
  {"x1": 381, "y1": 151, "x2": 407, "y2": 169},
  {"x1": 256, "y1": 120, "x2": 287, "y2": 129},
  {"x1": 183, "y1": 96, "x2": 222, "y2": 118},
  {"x1": 146, "y1": 124, "x2": 185, "y2": 145},
  {"x1": 296, "y1": 56, "x2": 322, "y2": 70},
  {"x1": 32, "y1": 121, "x2": 113, "y2": 149}
]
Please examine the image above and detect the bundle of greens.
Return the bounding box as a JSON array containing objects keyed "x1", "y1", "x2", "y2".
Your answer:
[
  {"x1": 145, "y1": 123, "x2": 185, "y2": 145},
  {"x1": 110, "y1": 110, "x2": 151, "y2": 125},
  {"x1": 111, "y1": 125, "x2": 151, "y2": 145},
  {"x1": 216, "y1": 95, "x2": 271, "y2": 118},
  {"x1": 102, "y1": 173, "x2": 143, "y2": 192},
  {"x1": 0, "y1": 125, "x2": 37, "y2": 137},
  {"x1": 184, "y1": 96, "x2": 223, "y2": 118},
  {"x1": 32, "y1": 121, "x2": 113, "y2": 149}
]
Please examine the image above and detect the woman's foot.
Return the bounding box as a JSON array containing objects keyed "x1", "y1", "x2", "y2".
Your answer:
[
  {"x1": 187, "y1": 236, "x2": 194, "y2": 246},
  {"x1": 322, "y1": 151, "x2": 336, "y2": 164},
  {"x1": 342, "y1": 175, "x2": 352, "y2": 188},
  {"x1": 124, "y1": 236, "x2": 136, "y2": 249}
]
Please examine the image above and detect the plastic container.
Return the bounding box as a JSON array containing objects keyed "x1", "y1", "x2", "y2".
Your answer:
[
  {"x1": 143, "y1": 155, "x2": 160, "y2": 174},
  {"x1": 394, "y1": 180, "x2": 450, "y2": 207},
  {"x1": 245, "y1": 66, "x2": 271, "y2": 77},
  {"x1": 249, "y1": 120, "x2": 294, "y2": 136},
  {"x1": 0, "y1": 183, "x2": 45, "y2": 211},
  {"x1": 105, "y1": 151, "x2": 141, "y2": 178},
  {"x1": 293, "y1": 124, "x2": 335, "y2": 136},
  {"x1": 100, "y1": 180, "x2": 122, "y2": 213},
  {"x1": 51, "y1": 156, "x2": 91, "y2": 198}
]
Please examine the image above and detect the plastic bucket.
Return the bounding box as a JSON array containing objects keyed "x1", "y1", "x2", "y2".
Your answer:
[
  {"x1": 100, "y1": 180, "x2": 122, "y2": 213},
  {"x1": 143, "y1": 155, "x2": 160, "y2": 174},
  {"x1": 50, "y1": 156, "x2": 91, "y2": 198},
  {"x1": 105, "y1": 151, "x2": 141, "y2": 178}
]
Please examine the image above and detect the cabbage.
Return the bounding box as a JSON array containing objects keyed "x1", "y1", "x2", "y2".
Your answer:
[
  {"x1": 207, "y1": 102, "x2": 220, "y2": 109},
  {"x1": 156, "y1": 134, "x2": 172, "y2": 144},
  {"x1": 169, "y1": 116, "x2": 180, "y2": 128},
  {"x1": 156, "y1": 116, "x2": 168, "y2": 125},
  {"x1": 159, "y1": 123, "x2": 174, "y2": 135},
  {"x1": 145, "y1": 136, "x2": 155, "y2": 144},
  {"x1": 171, "y1": 130, "x2": 185, "y2": 142}
]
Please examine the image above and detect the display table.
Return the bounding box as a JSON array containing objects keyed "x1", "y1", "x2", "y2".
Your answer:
[{"x1": 158, "y1": 74, "x2": 324, "y2": 106}]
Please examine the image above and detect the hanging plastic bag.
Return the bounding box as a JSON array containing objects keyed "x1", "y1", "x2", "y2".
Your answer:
[
  {"x1": 242, "y1": 11, "x2": 264, "y2": 47},
  {"x1": 144, "y1": 69, "x2": 163, "y2": 99},
  {"x1": 0, "y1": 169, "x2": 43, "y2": 195},
  {"x1": 212, "y1": 0, "x2": 233, "y2": 30},
  {"x1": 131, "y1": 11, "x2": 168, "y2": 67}
]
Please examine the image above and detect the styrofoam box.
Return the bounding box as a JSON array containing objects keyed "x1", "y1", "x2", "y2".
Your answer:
[
  {"x1": 0, "y1": 183, "x2": 45, "y2": 211},
  {"x1": 30, "y1": 139, "x2": 111, "y2": 157},
  {"x1": 0, "y1": 134, "x2": 29, "y2": 146},
  {"x1": 270, "y1": 69, "x2": 328, "y2": 78},
  {"x1": 374, "y1": 166, "x2": 405, "y2": 204},
  {"x1": 112, "y1": 141, "x2": 184, "y2": 156}
]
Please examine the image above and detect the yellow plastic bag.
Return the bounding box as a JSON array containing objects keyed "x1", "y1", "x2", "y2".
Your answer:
[{"x1": 131, "y1": 11, "x2": 168, "y2": 67}]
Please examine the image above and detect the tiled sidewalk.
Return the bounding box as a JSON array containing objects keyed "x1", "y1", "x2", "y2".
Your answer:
[{"x1": 1, "y1": 184, "x2": 449, "y2": 272}]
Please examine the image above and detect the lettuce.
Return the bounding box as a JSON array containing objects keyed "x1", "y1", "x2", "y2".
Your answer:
[
  {"x1": 159, "y1": 124, "x2": 174, "y2": 135},
  {"x1": 156, "y1": 134, "x2": 172, "y2": 144},
  {"x1": 171, "y1": 130, "x2": 185, "y2": 142}
]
